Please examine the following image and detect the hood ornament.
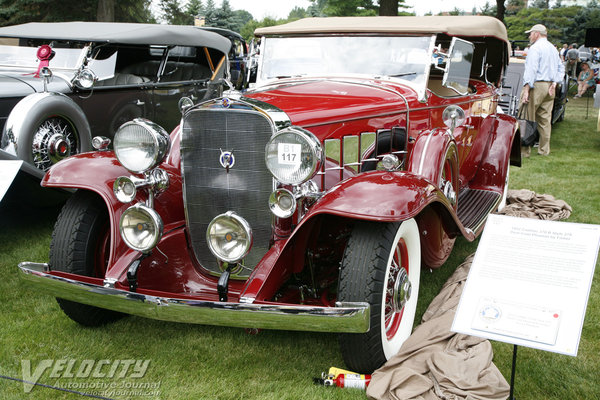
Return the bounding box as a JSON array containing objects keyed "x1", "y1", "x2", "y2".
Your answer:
[{"x1": 219, "y1": 149, "x2": 235, "y2": 172}]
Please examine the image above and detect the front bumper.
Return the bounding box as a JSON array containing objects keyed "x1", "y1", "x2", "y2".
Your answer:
[{"x1": 18, "y1": 262, "x2": 370, "y2": 333}]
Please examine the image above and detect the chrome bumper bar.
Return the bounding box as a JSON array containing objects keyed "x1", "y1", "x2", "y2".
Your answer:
[{"x1": 18, "y1": 262, "x2": 370, "y2": 333}]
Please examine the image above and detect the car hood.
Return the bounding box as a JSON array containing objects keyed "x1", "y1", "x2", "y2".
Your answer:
[
  {"x1": 245, "y1": 78, "x2": 416, "y2": 128},
  {"x1": 0, "y1": 72, "x2": 70, "y2": 96}
]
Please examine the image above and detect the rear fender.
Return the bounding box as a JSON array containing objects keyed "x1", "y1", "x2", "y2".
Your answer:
[
  {"x1": 470, "y1": 114, "x2": 519, "y2": 191},
  {"x1": 406, "y1": 128, "x2": 454, "y2": 184}
]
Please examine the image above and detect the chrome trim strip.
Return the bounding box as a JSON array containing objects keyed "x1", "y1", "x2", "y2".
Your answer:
[
  {"x1": 417, "y1": 130, "x2": 435, "y2": 176},
  {"x1": 18, "y1": 262, "x2": 370, "y2": 333}
]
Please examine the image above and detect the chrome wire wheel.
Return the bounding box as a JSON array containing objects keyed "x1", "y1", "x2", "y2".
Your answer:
[
  {"x1": 31, "y1": 116, "x2": 79, "y2": 171},
  {"x1": 384, "y1": 242, "x2": 410, "y2": 340}
]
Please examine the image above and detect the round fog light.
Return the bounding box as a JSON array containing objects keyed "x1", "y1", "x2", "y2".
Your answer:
[
  {"x1": 206, "y1": 212, "x2": 252, "y2": 263},
  {"x1": 114, "y1": 176, "x2": 137, "y2": 203},
  {"x1": 269, "y1": 188, "x2": 296, "y2": 218},
  {"x1": 120, "y1": 204, "x2": 163, "y2": 253}
]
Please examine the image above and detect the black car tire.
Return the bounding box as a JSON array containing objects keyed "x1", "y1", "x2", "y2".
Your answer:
[
  {"x1": 11, "y1": 93, "x2": 91, "y2": 171},
  {"x1": 49, "y1": 190, "x2": 124, "y2": 326},
  {"x1": 338, "y1": 219, "x2": 421, "y2": 373}
]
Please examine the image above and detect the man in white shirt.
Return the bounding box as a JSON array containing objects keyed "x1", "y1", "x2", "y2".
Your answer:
[{"x1": 521, "y1": 24, "x2": 564, "y2": 157}]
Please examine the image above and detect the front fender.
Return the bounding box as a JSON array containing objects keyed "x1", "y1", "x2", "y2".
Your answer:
[
  {"x1": 44, "y1": 152, "x2": 184, "y2": 268},
  {"x1": 304, "y1": 170, "x2": 464, "y2": 230},
  {"x1": 43, "y1": 152, "x2": 185, "y2": 225},
  {"x1": 43, "y1": 152, "x2": 129, "y2": 198},
  {"x1": 245, "y1": 171, "x2": 468, "y2": 301}
]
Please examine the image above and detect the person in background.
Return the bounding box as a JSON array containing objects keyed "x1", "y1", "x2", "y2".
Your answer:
[
  {"x1": 560, "y1": 43, "x2": 568, "y2": 61},
  {"x1": 520, "y1": 24, "x2": 564, "y2": 157},
  {"x1": 574, "y1": 61, "x2": 596, "y2": 98},
  {"x1": 578, "y1": 44, "x2": 592, "y2": 61},
  {"x1": 565, "y1": 43, "x2": 579, "y2": 80}
]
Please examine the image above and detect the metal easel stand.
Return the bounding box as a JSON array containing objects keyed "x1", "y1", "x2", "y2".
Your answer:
[{"x1": 509, "y1": 345, "x2": 518, "y2": 400}]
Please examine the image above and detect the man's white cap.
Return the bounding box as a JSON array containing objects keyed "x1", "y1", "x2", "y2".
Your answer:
[{"x1": 525, "y1": 24, "x2": 547, "y2": 35}]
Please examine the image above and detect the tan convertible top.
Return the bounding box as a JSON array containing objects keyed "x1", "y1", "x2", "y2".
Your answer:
[{"x1": 255, "y1": 16, "x2": 509, "y2": 45}]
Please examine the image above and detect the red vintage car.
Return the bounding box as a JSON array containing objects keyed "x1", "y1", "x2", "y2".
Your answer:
[{"x1": 18, "y1": 16, "x2": 520, "y2": 373}]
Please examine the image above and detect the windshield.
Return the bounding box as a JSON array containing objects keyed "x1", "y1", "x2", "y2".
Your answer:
[
  {"x1": 0, "y1": 44, "x2": 86, "y2": 73},
  {"x1": 258, "y1": 35, "x2": 434, "y2": 89}
]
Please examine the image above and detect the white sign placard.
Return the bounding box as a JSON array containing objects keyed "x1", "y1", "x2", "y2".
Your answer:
[
  {"x1": 452, "y1": 214, "x2": 600, "y2": 356},
  {"x1": 0, "y1": 160, "x2": 22, "y2": 202}
]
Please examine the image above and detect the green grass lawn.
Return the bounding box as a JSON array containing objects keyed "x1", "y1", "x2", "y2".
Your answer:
[{"x1": 1, "y1": 96, "x2": 599, "y2": 399}]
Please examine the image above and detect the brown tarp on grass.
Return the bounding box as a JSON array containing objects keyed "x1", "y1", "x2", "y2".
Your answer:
[{"x1": 367, "y1": 255, "x2": 510, "y2": 400}]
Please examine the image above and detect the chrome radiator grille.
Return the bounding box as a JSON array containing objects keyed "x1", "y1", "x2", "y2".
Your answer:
[{"x1": 181, "y1": 108, "x2": 275, "y2": 278}]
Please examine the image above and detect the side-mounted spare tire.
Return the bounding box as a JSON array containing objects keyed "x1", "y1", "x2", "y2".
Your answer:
[
  {"x1": 3, "y1": 92, "x2": 91, "y2": 172},
  {"x1": 49, "y1": 190, "x2": 124, "y2": 326}
]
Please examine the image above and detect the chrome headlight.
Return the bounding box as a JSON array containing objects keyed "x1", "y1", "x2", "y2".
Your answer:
[
  {"x1": 114, "y1": 118, "x2": 170, "y2": 173},
  {"x1": 206, "y1": 212, "x2": 252, "y2": 263},
  {"x1": 120, "y1": 203, "x2": 163, "y2": 253},
  {"x1": 265, "y1": 127, "x2": 322, "y2": 185}
]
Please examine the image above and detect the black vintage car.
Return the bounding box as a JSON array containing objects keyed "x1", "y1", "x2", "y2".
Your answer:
[
  {"x1": 201, "y1": 26, "x2": 248, "y2": 90},
  {"x1": 0, "y1": 22, "x2": 231, "y2": 181}
]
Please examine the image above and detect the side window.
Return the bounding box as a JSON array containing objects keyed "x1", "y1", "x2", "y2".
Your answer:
[{"x1": 95, "y1": 46, "x2": 159, "y2": 86}]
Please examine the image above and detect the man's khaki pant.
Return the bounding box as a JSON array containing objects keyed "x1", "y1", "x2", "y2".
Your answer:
[{"x1": 522, "y1": 81, "x2": 555, "y2": 156}]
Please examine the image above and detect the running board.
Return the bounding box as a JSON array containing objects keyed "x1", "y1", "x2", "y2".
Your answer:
[{"x1": 456, "y1": 189, "x2": 501, "y2": 234}]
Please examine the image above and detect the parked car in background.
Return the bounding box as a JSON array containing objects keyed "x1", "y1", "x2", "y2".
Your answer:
[
  {"x1": 201, "y1": 26, "x2": 248, "y2": 90},
  {"x1": 19, "y1": 16, "x2": 520, "y2": 373},
  {"x1": 0, "y1": 22, "x2": 231, "y2": 181},
  {"x1": 500, "y1": 57, "x2": 568, "y2": 123}
]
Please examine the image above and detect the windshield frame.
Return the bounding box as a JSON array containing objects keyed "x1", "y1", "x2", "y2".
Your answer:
[{"x1": 255, "y1": 34, "x2": 437, "y2": 99}]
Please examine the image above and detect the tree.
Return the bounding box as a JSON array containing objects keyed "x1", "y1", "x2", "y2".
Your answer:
[
  {"x1": 322, "y1": 0, "x2": 377, "y2": 16},
  {"x1": 159, "y1": 0, "x2": 192, "y2": 25},
  {"x1": 240, "y1": 16, "x2": 278, "y2": 42},
  {"x1": 311, "y1": 0, "x2": 408, "y2": 17},
  {"x1": 506, "y1": 0, "x2": 526, "y2": 16},
  {"x1": 529, "y1": 0, "x2": 550, "y2": 8},
  {"x1": 97, "y1": 0, "x2": 114, "y2": 21},
  {"x1": 209, "y1": 0, "x2": 240, "y2": 30},
  {"x1": 233, "y1": 9, "x2": 253, "y2": 29},
  {"x1": 116, "y1": 0, "x2": 154, "y2": 22},
  {"x1": 186, "y1": 0, "x2": 204, "y2": 21},
  {"x1": 379, "y1": 0, "x2": 398, "y2": 16},
  {"x1": 203, "y1": 0, "x2": 217, "y2": 25},
  {"x1": 505, "y1": 5, "x2": 582, "y2": 44},
  {"x1": 496, "y1": 0, "x2": 505, "y2": 21},
  {"x1": 307, "y1": 0, "x2": 328, "y2": 16},
  {"x1": 288, "y1": 6, "x2": 309, "y2": 20},
  {"x1": 0, "y1": 0, "x2": 154, "y2": 26}
]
